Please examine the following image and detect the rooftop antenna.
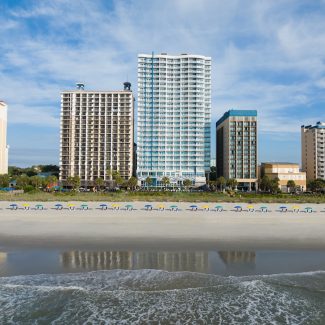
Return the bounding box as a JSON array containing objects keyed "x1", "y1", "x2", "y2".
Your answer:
[{"x1": 76, "y1": 83, "x2": 85, "y2": 90}]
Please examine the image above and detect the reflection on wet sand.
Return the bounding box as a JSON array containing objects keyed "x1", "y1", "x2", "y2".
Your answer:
[
  {"x1": 218, "y1": 251, "x2": 256, "y2": 265},
  {"x1": 60, "y1": 251, "x2": 209, "y2": 273},
  {"x1": 0, "y1": 252, "x2": 7, "y2": 266}
]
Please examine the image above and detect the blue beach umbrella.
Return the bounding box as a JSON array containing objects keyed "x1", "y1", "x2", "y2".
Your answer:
[
  {"x1": 9, "y1": 203, "x2": 18, "y2": 210},
  {"x1": 55, "y1": 203, "x2": 63, "y2": 210},
  {"x1": 234, "y1": 205, "x2": 242, "y2": 212},
  {"x1": 99, "y1": 204, "x2": 108, "y2": 210},
  {"x1": 190, "y1": 205, "x2": 198, "y2": 211},
  {"x1": 144, "y1": 204, "x2": 153, "y2": 210},
  {"x1": 279, "y1": 206, "x2": 288, "y2": 212}
]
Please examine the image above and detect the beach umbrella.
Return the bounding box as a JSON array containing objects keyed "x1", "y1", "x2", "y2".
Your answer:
[
  {"x1": 234, "y1": 205, "x2": 242, "y2": 212},
  {"x1": 68, "y1": 204, "x2": 75, "y2": 210},
  {"x1": 23, "y1": 203, "x2": 30, "y2": 210},
  {"x1": 9, "y1": 203, "x2": 18, "y2": 210},
  {"x1": 215, "y1": 205, "x2": 223, "y2": 212},
  {"x1": 35, "y1": 204, "x2": 44, "y2": 210},
  {"x1": 292, "y1": 206, "x2": 300, "y2": 212},
  {"x1": 260, "y1": 206, "x2": 268, "y2": 212},
  {"x1": 125, "y1": 204, "x2": 133, "y2": 210},
  {"x1": 112, "y1": 203, "x2": 120, "y2": 210},
  {"x1": 304, "y1": 207, "x2": 313, "y2": 213},
  {"x1": 158, "y1": 204, "x2": 165, "y2": 211},
  {"x1": 99, "y1": 203, "x2": 108, "y2": 210},
  {"x1": 190, "y1": 205, "x2": 198, "y2": 211},
  {"x1": 144, "y1": 204, "x2": 153, "y2": 210},
  {"x1": 55, "y1": 203, "x2": 63, "y2": 210},
  {"x1": 279, "y1": 206, "x2": 288, "y2": 212},
  {"x1": 170, "y1": 205, "x2": 179, "y2": 211},
  {"x1": 80, "y1": 203, "x2": 89, "y2": 210},
  {"x1": 202, "y1": 205, "x2": 210, "y2": 211},
  {"x1": 247, "y1": 205, "x2": 254, "y2": 212}
]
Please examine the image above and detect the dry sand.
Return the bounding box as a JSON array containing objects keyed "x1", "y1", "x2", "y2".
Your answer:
[{"x1": 0, "y1": 201, "x2": 325, "y2": 250}]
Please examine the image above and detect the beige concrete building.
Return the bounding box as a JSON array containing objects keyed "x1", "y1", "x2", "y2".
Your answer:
[
  {"x1": 301, "y1": 122, "x2": 325, "y2": 181},
  {"x1": 0, "y1": 101, "x2": 9, "y2": 174},
  {"x1": 60, "y1": 83, "x2": 134, "y2": 186},
  {"x1": 261, "y1": 162, "x2": 306, "y2": 192},
  {"x1": 216, "y1": 110, "x2": 257, "y2": 191}
]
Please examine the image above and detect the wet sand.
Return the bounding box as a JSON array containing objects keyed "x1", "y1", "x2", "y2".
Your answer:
[{"x1": 0, "y1": 201, "x2": 325, "y2": 250}]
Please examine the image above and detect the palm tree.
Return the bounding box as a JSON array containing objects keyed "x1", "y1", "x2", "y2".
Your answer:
[
  {"x1": 145, "y1": 176, "x2": 153, "y2": 190},
  {"x1": 216, "y1": 176, "x2": 226, "y2": 191},
  {"x1": 95, "y1": 177, "x2": 104, "y2": 191},
  {"x1": 161, "y1": 176, "x2": 170, "y2": 189},
  {"x1": 183, "y1": 179, "x2": 192, "y2": 191},
  {"x1": 287, "y1": 180, "x2": 296, "y2": 193},
  {"x1": 227, "y1": 178, "x2": 238, "y2": 190},
  {"x1": 67, "y1": 176, "x2": 81, "y2": 191},
  {"x1": 128, "y1": 176, "x2": 138, "y2": 191}
]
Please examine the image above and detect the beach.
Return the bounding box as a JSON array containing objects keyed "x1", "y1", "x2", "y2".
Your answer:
[
  {"x1": 1, "y1": 201, "x2": 325, "y2": 324},
  {"x1": 1, "y1": 201, "x2": 325, "y2": 250}
]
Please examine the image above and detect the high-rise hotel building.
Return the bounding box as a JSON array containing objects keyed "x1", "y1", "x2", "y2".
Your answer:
[
  {"x1": 301, "y1": 122, "x2": 325, "y2": 180},
  {"x1": 137, "y1": 53, "x2": 211, "y2": 187},
  {"x1": 60, "y1": 83, "x2": 134, "y2": 186},
  {"x1": 0, "y1": 101, "x2": 9, "y2": 175},
  {"x1": 216, "y1": 110, "x2": 257, "y2": 190}
]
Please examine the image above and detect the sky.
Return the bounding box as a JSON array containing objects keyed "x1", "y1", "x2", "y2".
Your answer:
[{"x1": 1, "y1": 0, "x2": 325, "y2": 167}]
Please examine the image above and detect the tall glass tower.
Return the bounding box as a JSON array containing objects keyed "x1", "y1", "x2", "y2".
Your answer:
[{"x1": 137, "y1": 53, "x2": 211, "y2": 188}]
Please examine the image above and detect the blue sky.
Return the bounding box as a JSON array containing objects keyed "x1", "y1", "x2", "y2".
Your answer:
[{"x1": 1, "y1": 0, "x2": 325, "y2": 167}]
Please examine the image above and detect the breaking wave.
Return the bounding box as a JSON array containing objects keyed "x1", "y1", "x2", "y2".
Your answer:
[{"x1": 1, "y1": 269, "x2": 325, "y2": 324}]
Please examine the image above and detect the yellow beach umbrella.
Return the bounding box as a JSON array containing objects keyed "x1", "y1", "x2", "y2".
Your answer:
[
  {"x1": 158, "y1": 204, "x2": 165, "y2": 210},
  {"x1": 202, "y1": 205, "x2": 210, "y2": 210}
]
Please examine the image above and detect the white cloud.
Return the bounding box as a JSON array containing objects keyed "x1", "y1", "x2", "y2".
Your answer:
[{"x1": 1, "y1": 0, "x2": 325, "y2": 164}]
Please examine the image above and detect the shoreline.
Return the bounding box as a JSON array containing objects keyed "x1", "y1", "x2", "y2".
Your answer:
[{"x1": 1, "y1": 201, "x2": 325, "y2": 250}]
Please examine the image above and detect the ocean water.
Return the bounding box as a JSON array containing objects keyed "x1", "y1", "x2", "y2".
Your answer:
[
  {"x1": 1, "y1": 249, "x2": 325, "y2": 324},
  {"x1": 0, "y1": 269, "x2": 325, "y2": 324}
]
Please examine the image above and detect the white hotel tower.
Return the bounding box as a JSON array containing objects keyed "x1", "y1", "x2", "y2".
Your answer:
[{"x1": 137, "y1": 53, "x2": 211, "y2": 187}]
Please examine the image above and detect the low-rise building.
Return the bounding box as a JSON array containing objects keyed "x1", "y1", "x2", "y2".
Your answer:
[{"x1": 260, "y1": 162, "x2": 306, "y2": 192}]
